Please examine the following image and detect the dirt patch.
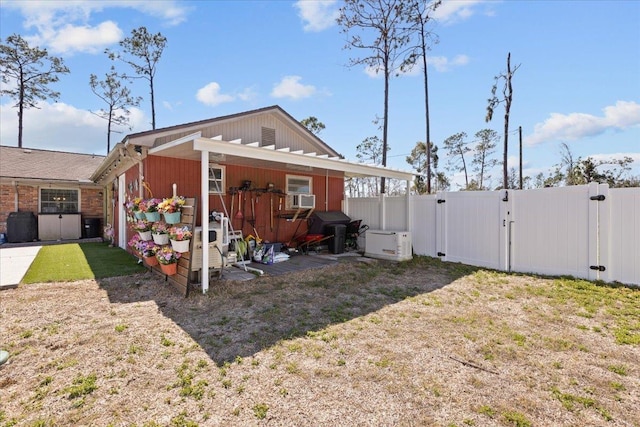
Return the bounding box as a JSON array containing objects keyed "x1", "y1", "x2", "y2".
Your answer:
[{"x1": 1, "y1": 258, "x2": 638, "y2": 426}]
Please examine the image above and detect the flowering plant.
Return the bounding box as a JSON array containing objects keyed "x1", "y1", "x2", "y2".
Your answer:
[
  {"x1": 155, "y1": 245, "x2": 181, "y2": 265},
  {"x1": 168, "y1": 225, "x2": 192, "y2": 241},
  {"x1": 139, "y1": 198, "x2": 161, "y2": 213},
  {"x1": 128, "y1": 234, "x2": 141, "y2": 251},
  {"x1": 158, "y1": 196, "x2": 186, "y2": 214},
  {"x1": 125, "y1": 197, "x2": 143, "y2": 212},
  {"x1": 151, "y1": 221, "x2": 169, "y2": 235},
  {"x1": 138, "y1": 240, "x2": 159, "y2": 257},
  {"x1": 131, "y1": 219, "x2": 151, "y2": 232}
]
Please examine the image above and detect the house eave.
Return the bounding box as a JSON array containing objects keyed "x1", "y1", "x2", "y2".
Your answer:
[{"x1": 148, "y1": 135, "x2": 414, "y2": 181}]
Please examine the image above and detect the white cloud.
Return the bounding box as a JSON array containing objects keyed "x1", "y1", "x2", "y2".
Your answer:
[
  {"x1": 293, "y1": 0, "x2": 340, "y2": 32},
  {"x1": 526, "y1": 101, "x2": 640, "y2": 146},
  {"x1": 271, "y1": 76, "x2": 317, "y2": 100},
  {"x1": 196, "y1": 82, "x2": 235, "y2": 107},
  {"x1": 0, "y1": 100, "x2": 147, "y2": 155},
  {"x1": 2, "y1": 0, "x2": 189, "y2": 55},
  {"x1": 48, "y1": 21, "x2": 123, "y2": 54},
  {"x1": 432, "y1": 0, "x2": 486, "y2": 25},
  {"x1": 589, "y1": 152, "x2": 640, "y2": 164},
  {"x1": 364, "y1": 65, "x2": 383, "y2": 78},
  {"x1": 428, "y1": 54, "x2": 470, "y2": 72},
  {"x1": 237, "y1": 87, "x2": 258, "y2": 102}
]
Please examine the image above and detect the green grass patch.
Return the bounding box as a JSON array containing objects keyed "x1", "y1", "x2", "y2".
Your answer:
[{"x1": 22, "y1": 243, "x2": 145, "y2": 283}]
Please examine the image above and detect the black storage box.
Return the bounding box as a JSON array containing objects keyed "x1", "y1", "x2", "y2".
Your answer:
[
  {"x1": 307, "y1": 211, "x2": 351, "y2": 235},
  {"x1": 7, "y1": 211, "x2": 38, "y2": 243},
  {"x1": 83, "y1": 217, "x2": 101, "y2": 238},
  {"x1": 326, "y1": 223, "x2": 347, "y2": 254}
]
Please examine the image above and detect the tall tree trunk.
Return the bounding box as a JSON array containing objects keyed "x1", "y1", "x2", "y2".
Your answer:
[
  {"x1": 107, "y1": 106, "x2": 113, "y2": 153},
  {"x1": 381, "y1": 68, "x2": 390, "y2": 194},
  {"x1": 150, "y1": 75, "x2": 156, "y2": 130},
  {"x1": 18, "y1": 75, "x2": 24, "y2": 148},
  {"x1": 503, "y1": 52, "x2": 513, "y2": 190},
  {"x1": 421, "y1": 34, "x2": 431, "y2": 194}
]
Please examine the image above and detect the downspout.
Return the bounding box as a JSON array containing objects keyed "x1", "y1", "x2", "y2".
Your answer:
[{"x1": 13, "y1": 181, "x2": 18, "y2": 211}]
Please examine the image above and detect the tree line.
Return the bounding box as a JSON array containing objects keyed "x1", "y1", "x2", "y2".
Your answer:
[{"x1": 1, "y1": 27, "x2": 166, "y2": 153}]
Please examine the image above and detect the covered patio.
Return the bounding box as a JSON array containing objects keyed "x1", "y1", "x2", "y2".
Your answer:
[{"x1": 147, "y1": 132, "x2": 415, "y2": 293}]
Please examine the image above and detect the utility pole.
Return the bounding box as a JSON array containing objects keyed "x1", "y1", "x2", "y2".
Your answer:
[{"x1": 519, "y1": 126, "x2": 523, "y2": 190}]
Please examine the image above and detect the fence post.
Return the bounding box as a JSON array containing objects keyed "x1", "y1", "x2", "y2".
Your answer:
[
  {"x1": 588, "y1": 183, "x2": 610, "y2": 282},
  {"x1": 435, "y1": 192, "x2": 447, "y2": 261},
  {"x1": 500, "y1": 190, "x2": 514, "y2": 272}
]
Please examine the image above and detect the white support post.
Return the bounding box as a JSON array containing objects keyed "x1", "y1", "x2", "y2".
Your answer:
[
  {"x1": 380, "y1": 192, "x2": 386, "y2": 230},
  {"x1": 201, "y1": 150, "x2": 210, "y2": 294},
  {"x1": 405, "y1": 179, "x2": 412, "y2": 233}
]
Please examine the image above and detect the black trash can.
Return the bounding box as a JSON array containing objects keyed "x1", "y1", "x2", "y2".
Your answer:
[
  {"x1": 326, "y1": 223, "x2": 347, "y2": 254},
  {"x1": 83, "y1": 218, "x2": 101, "y2": 239},
  {"x1": 6, "y1": 211, "x2": 38, "y2": 243}
]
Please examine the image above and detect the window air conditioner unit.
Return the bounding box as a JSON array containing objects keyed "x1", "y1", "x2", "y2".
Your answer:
[{"x1": 286, "y1": 194, "x2": 316, "y2": 209}]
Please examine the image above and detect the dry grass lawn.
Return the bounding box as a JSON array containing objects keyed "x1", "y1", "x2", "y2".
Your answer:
[{"x1": 1, "y1": 256, "x2": 638, "y2": 427}]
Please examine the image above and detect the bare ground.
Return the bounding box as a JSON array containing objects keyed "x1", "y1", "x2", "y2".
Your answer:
[{"x1": 1, "y1": 257, "x2": 639, "y2": 427}]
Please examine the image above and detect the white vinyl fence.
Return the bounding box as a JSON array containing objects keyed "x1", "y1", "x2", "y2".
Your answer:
[{"x1": 345, "y1": 183, "x2": 640, "y2": 286}]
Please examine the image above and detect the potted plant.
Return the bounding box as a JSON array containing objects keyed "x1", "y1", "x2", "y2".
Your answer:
[
  {"x1": 128, "y1": 233, "x2": 142, "y2": 258},
  {"x1": 140, "y1": 240, "x2": 160, "y2": 266},
  {"x1": 158, "y1": 196, "x2": 186, "y2": 224},
  {"x1": 125, "y1": 197, "x2": 145, "y2": 219},
  {"x1": 168, "y1": 225, "x2": 192, "y2": 253},
  {"x1": 131, "y1": 219, "x2": 152, "y2": 241},
  {"x1": 140, "y1": 198, "x2": 161, "y2": 222},
  {"x1": 151, "y1": 221, "x2": 170, "y2": 245},
  {"x1": 155, "y1": 245, "x2": 181, "y2": 275}
]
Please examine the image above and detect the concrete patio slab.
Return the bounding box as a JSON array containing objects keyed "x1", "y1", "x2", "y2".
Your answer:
[{"x1": 0, "y1": 246, "x2": 42, "y2": 289}]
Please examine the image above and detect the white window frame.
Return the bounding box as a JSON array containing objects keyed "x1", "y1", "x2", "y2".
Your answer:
[
  {"x1": 286, "y1": 174, "x2": 313, "y2": 195},
  {"x1": 208, "y1": 164, "x2": 226, "y2": 194},
  {"x1": 39, "y1": 187, "x2": 80, "y2": 213}
]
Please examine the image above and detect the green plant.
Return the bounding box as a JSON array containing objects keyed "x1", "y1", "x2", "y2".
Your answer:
[
  {"x1": 502, "y1": 410, "x2": 531, "y2": 427},
  {"x1": 160, "y1": 334, "x2": 175, "y2": 347},
  {"x1": 608, "y1": 364, "x2": 628, "y2": 376},
  {"x1": 253, "y1": 403, "x2": 269, "y2": 420},
  {"x1": 477, "y1": 405, "x2": 496, "y2": 417},
  {"x1": 115, "y1": 324, "x2": 128, "y2": 333},
  {"x1": 64, "y1": 373, "x2": 97, "y2": 399}
]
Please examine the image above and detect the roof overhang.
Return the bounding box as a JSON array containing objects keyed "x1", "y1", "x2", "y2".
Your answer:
[{"x1": 148, "y1": 133, "x2": 415, "y2": 181}]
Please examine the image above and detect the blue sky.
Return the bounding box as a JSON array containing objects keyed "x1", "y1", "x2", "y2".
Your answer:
[{"x1": 1, "y1": 0, "x2": 639, "y2": 188}]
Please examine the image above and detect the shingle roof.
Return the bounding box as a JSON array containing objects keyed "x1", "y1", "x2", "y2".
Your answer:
[{"x1": 0, "y1": 146, "x2": 105, "y2": 182}]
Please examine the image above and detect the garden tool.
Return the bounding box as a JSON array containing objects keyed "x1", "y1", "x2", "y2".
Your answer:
[
  {"x1": 235, "y1": 189, "x2": 244, "y2": 221},
  {"x1": 270, "y1": 194, "x2": 274, "y2": 231}
]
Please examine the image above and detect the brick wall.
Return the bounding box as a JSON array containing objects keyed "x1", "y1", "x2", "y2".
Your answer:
[
  {"x1": 0, "y1": 183, "x2": 105, "y2": 235},
  {"x1": 0, "y1": 183, "x2": 38, "y2": 234},
  {"x1": 81, "y1": 187, "x2": 104, "y2": 218}
]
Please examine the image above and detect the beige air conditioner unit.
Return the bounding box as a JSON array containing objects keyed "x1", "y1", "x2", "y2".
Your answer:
[{"x1": 286, "y1": 194, "x2": 316, "y2": 209}]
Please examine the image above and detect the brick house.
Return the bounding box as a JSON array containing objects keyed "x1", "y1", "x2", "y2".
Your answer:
[{"x1": 0, "y1": 146, "x2": 105, "y2": 242}]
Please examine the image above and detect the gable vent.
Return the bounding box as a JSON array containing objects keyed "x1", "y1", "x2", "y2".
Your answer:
[{"x1": 261, "y1": 127, "x2": 276, "y2": 146}]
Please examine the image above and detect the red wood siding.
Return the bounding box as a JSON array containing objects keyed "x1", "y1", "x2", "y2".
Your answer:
[{"x1": 139, "y1": 156, "x2": 346, "y2": 245}]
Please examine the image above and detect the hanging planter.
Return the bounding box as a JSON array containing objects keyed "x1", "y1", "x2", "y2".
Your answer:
[
  {"x1": 138, "y1": 230, "x2": 152, "y2": 241},
  {"x1": 145, "y1": 211, "x2": 161, "y2": 222},
  {"x1": 144, "y1": 255, "x2": 158, "y2": 266},
  {"x1": 163, "y1": 211, "x2": 181, "y2": 224},
  {"x1": 152, "y1": 233, "x2": 169, "y2": 245},
  {"x1": 170, "y1": 238, "x2": 190, "y2": 253},
  {"x1": 134, "y1": 211, "x2": 145, "y2": 220},
  {"x1": 159, "y1": 262, "x2": 177, "y2": 275}
]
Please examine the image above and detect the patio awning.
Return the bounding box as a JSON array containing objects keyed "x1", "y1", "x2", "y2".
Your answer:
[
  {"x1": 149, "y1": 132, "x2": 414, "y2": 295},
  {"x1": 148, "y1": 132, "x2": 415, "y2": 181}
]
